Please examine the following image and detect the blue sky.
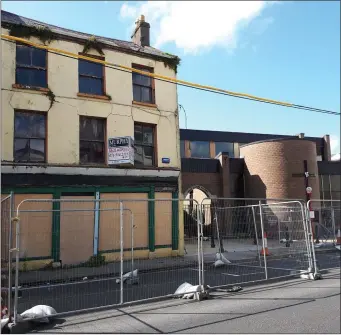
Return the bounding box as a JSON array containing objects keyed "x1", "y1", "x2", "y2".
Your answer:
[{"x1": 2, "y1": 1, "x2": 340, "y2": 154}]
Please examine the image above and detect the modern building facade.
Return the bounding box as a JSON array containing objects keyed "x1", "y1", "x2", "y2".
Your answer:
[
  {"x1": 1, "y1": 11, "x2": 182, "y2": 268},
  {"x1": 180, "y1": 128, "x2": 340, "y2": 202}
]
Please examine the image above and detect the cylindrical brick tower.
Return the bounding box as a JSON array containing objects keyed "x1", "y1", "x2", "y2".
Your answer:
[{"x1": 240, "y1": 139, "x2": 320, "y2": 201}]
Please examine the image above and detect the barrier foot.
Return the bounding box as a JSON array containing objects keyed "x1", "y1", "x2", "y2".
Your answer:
[
  {"x1": 195, "y1": 285, "x2": 212, "y2": 301},
  {"x1": 300, "y1": 268, "x2": 323, "y2": 280}
]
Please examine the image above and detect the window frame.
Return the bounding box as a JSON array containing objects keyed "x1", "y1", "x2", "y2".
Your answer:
[
  {"x1": 78, "y1": 53, "x2": 106, "y2": 97},
  {"x1": 132, "y1": 63, "x2": 156, "y2": 105},
  {"x1": 13, "y1": 110, "x2": 47, "y2": 163},
  {"x1": 79, "y1": 115, "x2": 107, "y2": 165},
  {"x1": 15, "y1": 43, "x2": 48, "y2": 89},
  {"x1": 134, "y1": 122, "x2": 157, "y2": 168}
]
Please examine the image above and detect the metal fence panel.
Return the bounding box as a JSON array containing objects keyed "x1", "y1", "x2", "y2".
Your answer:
[
  {"x1": 307, "y1": 199, "x2": 341, "y2": 273},
  {"x1": 200, "y1": 198, "x2": 313, "y2": 290},
  {"x1": 1, "y1": 193, "x2": 14, "y2": 321},
  {"x1": 10, "y1": 197, "x2": 204, "y2": 323},
  {"x1": 121, "y1": 198, "x2": 203, "y2": 304}
]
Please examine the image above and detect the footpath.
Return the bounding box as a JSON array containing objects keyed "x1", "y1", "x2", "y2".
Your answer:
[{"x1": 15, "y1": 239, "x2": 336, "y2": 287}]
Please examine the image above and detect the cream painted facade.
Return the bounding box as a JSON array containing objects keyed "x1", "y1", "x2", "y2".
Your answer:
[{"x1": 1, "y1": 29, "x2": 180, "y2": 169}]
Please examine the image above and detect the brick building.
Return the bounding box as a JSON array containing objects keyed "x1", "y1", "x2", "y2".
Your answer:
[{"x1": 180, "y1": 129, "x2": 340, "y2": 202}]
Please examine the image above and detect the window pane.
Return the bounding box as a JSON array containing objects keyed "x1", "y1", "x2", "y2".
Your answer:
[
  {"x1": 16, "y1": 68, "x2": 32, "y2": 86},
  {"x1": 180, "y1": 140, "x2": 185, "y2": 158},
  {"x1": 79, "y1": 60, "x2": 103, "y2": 77},
  {"x1": 30, "y1": 114, "x2": 46, "y2": 138},
  {"x1": 134, "y1": 145, "x2": 143, "y2": 165},
  {"x1": 143, "y1": 126, "x2": 154, "y2": 145},
  {"x1": 33, "y1": 70, "x2": 47, "y2": 88},
  {"x1": 190, "y1": 141, "x2": 210, "y2": 158},
  {"x1": 16, "y1": 68, "x2": 47, "y2": 87},
  {"x1": 31, "y1": 48, "x2": 47, "y2": 68},
  {"x1": 14, "y1": 139, "x2": 29, "y2": 161},
  {"x1": 143, "y1": 146, "x2": 154, "y2": 166},
  {"x1": 141, "y1": 87, "x2": 152, "y2": 103},
  {"x1": 80, "y1": 117, "x2": 105, "y2": 141},
  {"x1": 79, "y1": 77, "x2": 103, "y2": 95},
  {"x1": 16, "y1": 45, "x2": 31, "y2": 66},
  {"x1": 15, "y1": 113, "x2": 31, "y2": 138},
  {"x1": 30, "y1": 139, "x2": 45, "y2": 161},
  {"x1": 133, "y1": 85, "x2": 141, "y2": 102},
  {"x1": 132, "y1": 72, "x2": 151, "y2": 87},
  {"x1": 215, "y1": 142, "x2": 234, "y2": 157},
  {"x1": 80, "y1": 141, "x2": 105, "y2": 164},
  {"x1": 15, "y1": 112, "x2": 46, "y2": 138},
  {"x1": 134, "y1": 124, "x2": 143, "y2": 143}
]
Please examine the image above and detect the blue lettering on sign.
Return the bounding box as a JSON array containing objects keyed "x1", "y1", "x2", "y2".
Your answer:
[{"x1": 162, "y1": 157, "x2": 170, "y2": 164}]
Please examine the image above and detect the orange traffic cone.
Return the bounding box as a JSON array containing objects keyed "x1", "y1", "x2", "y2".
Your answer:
[
  {"x1": 336, "y1": 229, "x2": 341, "y2": 245},
  {"x1": 260, "y1": 232, "x2": 270, "y2": 256}
]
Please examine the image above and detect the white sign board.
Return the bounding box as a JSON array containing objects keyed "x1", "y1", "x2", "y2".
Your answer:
[
  {"x1": 108, "y1": 136, "x2": 134, "y2": 165},
  {"x1": 306, "y1": 186, "x2": 312, "y2": 194}
]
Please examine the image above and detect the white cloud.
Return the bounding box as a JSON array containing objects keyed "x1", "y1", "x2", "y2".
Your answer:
[
  {"x1": 330, "y1": 135, "x2": 340, "y2": 155},
  {"x1": 120, "y1": 1, "x2": 277, "y2": 54}
]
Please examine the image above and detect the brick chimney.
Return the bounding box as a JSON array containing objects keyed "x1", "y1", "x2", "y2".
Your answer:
[{"x1": 131, "y1": 15, "x2": 150, "y2": 47}]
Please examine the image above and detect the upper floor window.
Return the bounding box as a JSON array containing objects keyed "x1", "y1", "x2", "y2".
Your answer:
[
  {"x1": 79, "y1": 116, "x2": 106, "y2": 164},
  {"x1": 134, "y1": 123, "x2": 156, "y2": 167},
  {"x1": 132, "y1": 64, "x2": 155, "y2": 104},
  {"x1": 78, "y1": 55, "x2": 105, "y2": 96},
  {"x1": 14, "y1": 111, "x2": 46, "y2": 162},
  {"x1": 16, "y1": 44, "x2": 47, "y2": 88},
  {"x1": 215, "y1": 142, "x2": 234, "y2": 157},
  {"x1": 190, "y1": 141, "x2": 210, "y2": 158},
  {"x1": 180, "y1": 140, "x2": 186, "y2": 158}
]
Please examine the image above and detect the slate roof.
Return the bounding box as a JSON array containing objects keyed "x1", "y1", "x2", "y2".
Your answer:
[{"x1": 1, "y1": 10, "x2": 177, "y2": 61}]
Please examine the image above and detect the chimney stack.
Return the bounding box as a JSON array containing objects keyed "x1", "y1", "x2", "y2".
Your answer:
[
  {"x1": 131, "y1": 15, "x2": 150, "y2": 47},
  {"x1": 297, "y1": 133, "x2": 305, "y2": 139}
]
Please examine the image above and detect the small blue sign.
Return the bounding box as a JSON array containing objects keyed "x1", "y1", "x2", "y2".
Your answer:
[{"x1": 162, "y1": 157, "x2": 170, "y2": 164}]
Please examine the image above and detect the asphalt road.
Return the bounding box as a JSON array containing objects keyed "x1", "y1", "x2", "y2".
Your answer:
[
  {"x1": 16, "y1": 250, "x2": 340, "y2": 315},
  {"x1": 22, "y1": 268, "x2": 341, "y2": 333}
]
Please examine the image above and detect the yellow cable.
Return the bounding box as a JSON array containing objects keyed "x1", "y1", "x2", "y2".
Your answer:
[{"x1": 1, "y1": 34, "x2": 293, "y2": 107}]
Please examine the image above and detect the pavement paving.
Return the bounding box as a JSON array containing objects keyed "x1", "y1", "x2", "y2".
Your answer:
[{"x1": 18, "y1": 268, "x2": 341, "y2": 333}]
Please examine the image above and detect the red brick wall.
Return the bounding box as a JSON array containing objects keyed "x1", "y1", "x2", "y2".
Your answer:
[{"x1": 240, "y1": 139, "x2": 320, "y2": 200}]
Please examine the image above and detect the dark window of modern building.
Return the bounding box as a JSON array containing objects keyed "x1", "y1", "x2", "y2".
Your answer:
[
  {"x1": 16, "y1": 44, "x2": 47, "y2": 88},
  {"x1": 215, "y1": 142, "x2": 234, "y2": 157},
  {"x1": 78, "y1": 55, "x2": 105, "y2": 95},
  {"x1": 79, "y1": 116, "x2": 106, "y2": 164},
  {"x1": 190, "y1": 141, "x2": 210, "y2": 158},
  {"x1": 14, "y1": 111, "x2": 46, "y2": 162},
  {"x1": 134, "y1": 123, "x2": 155, "y2": 167},
  {"x1": 180, "y1": 140, "x2": 185, "y2": 158},
  {"x1": 132, "y1": 65, "x2": 155, "y2": 104}
]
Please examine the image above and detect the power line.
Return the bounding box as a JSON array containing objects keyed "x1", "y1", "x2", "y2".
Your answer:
[{"x1": 1, "y1": 34, "x2": 339, "y2": 116}]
